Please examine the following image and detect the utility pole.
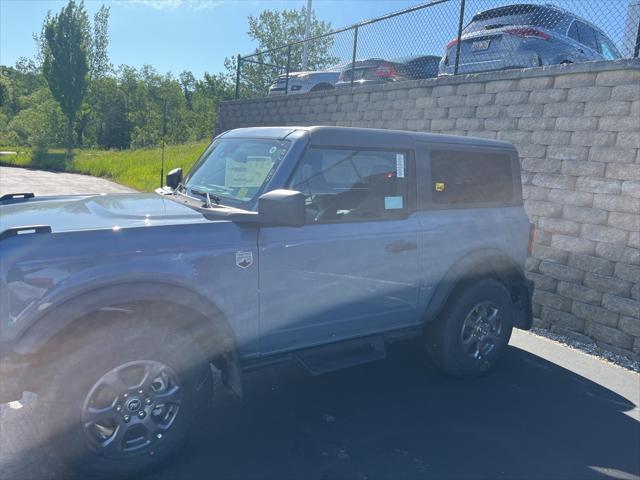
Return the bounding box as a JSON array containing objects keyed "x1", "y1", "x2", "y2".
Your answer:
[
  {"x1": 623, "y1": 0, "x2": 640, "y2": 57},
  {"x1": 301, "y1": 0, "x2": 312, "y2": 70},
  {"x1": 160, "y1": 99, "x2": 167, "y2": 188}
]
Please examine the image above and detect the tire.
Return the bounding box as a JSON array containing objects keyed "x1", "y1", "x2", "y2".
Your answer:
[
  {"x1": 424, "y1": 278, "x2": 513, "y2": 379},
  {"x1": 39, "y1": 316, "x2": 212, "y2": 478}
]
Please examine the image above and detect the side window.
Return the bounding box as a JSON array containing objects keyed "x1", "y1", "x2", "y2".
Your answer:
[
  {"x1": 430, "y1": 150, "x2": 514, "y2": 205},
  {"x1": 598, "y1": 33, "x2": 620, "y2": 59},
  {"x1": 576, "y1": 21, "x2": 598, "y2": 51},
  {"x1": 289, "y1": 147, "x2": 408, "y2": 223},
  {"x1": 567, "y1": 21, "x2": 579, "y2": 42}
]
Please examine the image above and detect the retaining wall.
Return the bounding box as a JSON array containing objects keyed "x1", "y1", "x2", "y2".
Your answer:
[{"x1": 217, "y1": 59, "x2": 640, "y2": 360}]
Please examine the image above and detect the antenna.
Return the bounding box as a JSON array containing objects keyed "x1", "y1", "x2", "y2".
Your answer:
[{"x1": 160, "y1": 99, "x2": 167, "y2": 188}]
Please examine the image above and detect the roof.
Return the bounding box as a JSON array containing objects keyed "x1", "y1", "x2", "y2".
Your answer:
[
  {"x1": 469, "y1": 3, "x2": 610, "y2": 38},
  {"x1": 221, "y1": 126, "x2": 516, "y2": 151}
]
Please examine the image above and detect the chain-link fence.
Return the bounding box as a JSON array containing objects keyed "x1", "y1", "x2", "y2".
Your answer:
[{"x1": 234, "y1": 0, "x2": 640, "y2": 99}]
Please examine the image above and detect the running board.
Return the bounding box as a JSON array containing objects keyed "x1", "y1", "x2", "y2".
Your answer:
[{"x1": 295, "y1": 336, "x2": 386, "y2": 376}]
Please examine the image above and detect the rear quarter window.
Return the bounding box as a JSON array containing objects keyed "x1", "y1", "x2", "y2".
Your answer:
[{"x1": 430, "y1": 150, "x2": 515, "y2": 206}]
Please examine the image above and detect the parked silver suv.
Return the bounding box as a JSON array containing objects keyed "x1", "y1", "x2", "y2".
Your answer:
[
  {"x1": 439, "y1": 3, "x2": 622, "y2": 75},
  {"x1": 268, "y1": 69, "x2": 340, "y2": 96}
]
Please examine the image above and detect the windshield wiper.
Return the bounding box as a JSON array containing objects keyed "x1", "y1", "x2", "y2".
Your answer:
[
  {"x1": 172, "y1": 182, "x2": 185, "y2": 195},
  {"x1": 189, "y1": 187, "x2": 221, "y2": 207}
]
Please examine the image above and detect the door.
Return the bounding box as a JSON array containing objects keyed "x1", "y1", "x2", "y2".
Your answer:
[{"x1": 258, "y1": 146, "x2": 422, "y2": 353}]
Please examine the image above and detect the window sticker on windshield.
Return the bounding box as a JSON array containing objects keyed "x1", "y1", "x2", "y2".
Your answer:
[
  {"x1": 237, "y1": 187, "x2": 249, "y2": 199},
  {"x1": 396, "y1": 154, "x2": 405, "y2": 178},
  {"x1": 225, "y1": 158, "x2": 274, "y2": 187},
  {"x1": 385, "y1": 196, "x2": 404, "y2": 210}
]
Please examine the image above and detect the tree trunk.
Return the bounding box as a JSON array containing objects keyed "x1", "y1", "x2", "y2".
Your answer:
[{"x1": 66, "y1": 116, "x2": 74, "y2": 160}]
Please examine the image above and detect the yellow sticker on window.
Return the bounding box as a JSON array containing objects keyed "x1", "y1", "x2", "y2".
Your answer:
[{"x1": 435, "y1": 182, "x2": 445, "y2": 192}]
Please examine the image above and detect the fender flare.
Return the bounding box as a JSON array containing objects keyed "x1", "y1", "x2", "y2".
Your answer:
[
  {"x1": 423, "y1": 249, "x2": 530, "y2": 328},
  {"x1": 13, "y1": 281, "x2": 237, "y2": 357}
]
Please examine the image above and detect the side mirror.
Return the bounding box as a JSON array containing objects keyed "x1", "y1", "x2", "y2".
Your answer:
[
  {"x1": 166, "y1": 168, "x2": 183, "y2": 190},
  {"x1": 258, "y1": 189, "x2": 305, "y2": 227}
]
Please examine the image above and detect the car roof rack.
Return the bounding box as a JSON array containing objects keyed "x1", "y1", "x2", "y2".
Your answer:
[
  {"x1": 0, "y1": 225, "x2": 52, "y2": 241},
  {"x1": 0, "y1": 192, "x2": 35, "y2": 204}
]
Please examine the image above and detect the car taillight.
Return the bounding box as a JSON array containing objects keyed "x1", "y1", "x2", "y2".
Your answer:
[
  {"x1": 528, "y1": 222, "x2": 536, "y2": 256},
  {"x1": 446, "y1": 38, "x2": 459, "y2": 50},
  {"x1": 373, "y1": 63, "x2": 397, "y2": 78},
  {"x1": 505, "y1": 27, "x2": 550, "y2": 41}
]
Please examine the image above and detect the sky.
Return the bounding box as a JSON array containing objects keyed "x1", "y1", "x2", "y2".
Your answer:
[
  {"x1": 1, "y1": 0, "x2": 428, "y2": 77},
  {"x1": 0, "y1": 0, "x2": 633, "y2": 78}
]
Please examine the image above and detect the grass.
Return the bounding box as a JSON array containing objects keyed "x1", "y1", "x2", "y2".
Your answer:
[{"x1": 0, "y1": 142, "x2": 209, "y2": 191}]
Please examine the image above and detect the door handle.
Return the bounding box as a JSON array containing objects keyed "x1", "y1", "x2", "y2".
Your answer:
[{"x1": 385, "y1": 240, "x2": 417, "y2": 253}]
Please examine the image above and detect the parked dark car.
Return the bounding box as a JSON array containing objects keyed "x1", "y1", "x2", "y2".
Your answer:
[
  {"x1": 335, "y1": 55, "x2": 440, "y2": 88},
  {"x1": 439, "y1": 3, "x2": 622, "y2": 75}
]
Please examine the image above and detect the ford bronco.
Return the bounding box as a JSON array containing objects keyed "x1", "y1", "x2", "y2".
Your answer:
[{"x1": 0, "y1": 126, "x2": 534, "y2": 476}]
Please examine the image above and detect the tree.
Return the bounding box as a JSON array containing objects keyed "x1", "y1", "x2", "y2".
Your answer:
[
  {"x1": 179, "y1": 70, "x2": 196, "y2": 110},
  {"x1": 89, "y1": 5, "x2": 111, "y2": 79},
  {"x1": 229, "y1": 6, "x2": 337, "y2": 97},
  {"x1": 41, "y1": 0, "x2": 90, "y2": 158},
  {"x1": 77, "y1": 5, "x2": 111, "y2": 146}
]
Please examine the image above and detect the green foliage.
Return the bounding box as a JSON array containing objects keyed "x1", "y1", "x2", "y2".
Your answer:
[
  {"x1": 4, "y1": 87, "x2": 66, "y2": 148},
  {"x1": 0, "y1": 142, "x2": 209, "y2": 191},
  {"x1": 90, "y1": 5, "x2": 111, "y2": 79},
  {"x1": 42, "y1": 0, "x2": 90, "y2": 156},
  {"x1": 229, "y1": 5, "x2": 337, "y2": 97}
]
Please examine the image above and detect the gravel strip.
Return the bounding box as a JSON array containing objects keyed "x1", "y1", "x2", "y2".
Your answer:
[{"x1": 528, "y1": 327, "x2": 640, "y2": 373}]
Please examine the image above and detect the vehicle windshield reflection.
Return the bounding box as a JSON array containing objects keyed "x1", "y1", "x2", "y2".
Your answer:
[{"x1": 184, "y1": 138, "x2": 291, "y2": 208}]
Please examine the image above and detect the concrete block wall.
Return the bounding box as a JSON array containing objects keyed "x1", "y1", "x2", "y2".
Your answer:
[{"x1": 217, "y1": 59, "x2": 640, "y2": 360}]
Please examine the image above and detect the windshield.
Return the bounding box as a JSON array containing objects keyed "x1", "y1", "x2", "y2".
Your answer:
[{"x1": 184, "y1": 138, "x2": 291, "y2": 207}]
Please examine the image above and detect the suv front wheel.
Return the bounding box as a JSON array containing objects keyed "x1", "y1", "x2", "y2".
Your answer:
[
  {"x1": 39, "y1": 317, "x2": 212, "y2": 477},
  {"x1": 424, "y1": 278, "x2": 514, "y2": 378}
]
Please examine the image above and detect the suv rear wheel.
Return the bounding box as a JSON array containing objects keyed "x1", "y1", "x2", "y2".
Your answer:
[
  {"x1": 424, "y1": 278, "x2": 513, "y2": 378},
  {"x1": 40, "y1": 318, "x2": 212, "y2": 477}
]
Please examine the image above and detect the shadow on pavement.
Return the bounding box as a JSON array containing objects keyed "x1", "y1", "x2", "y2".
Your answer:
[
  {"x1": 31, "y1": 151, "x2": 68, "y2": 170},
  {"x1": 151, "y1": 342, "x2": 639, "y2": 480},
  {"x1": 2, "y1": 342, "x2": 638, "y2": 480}
]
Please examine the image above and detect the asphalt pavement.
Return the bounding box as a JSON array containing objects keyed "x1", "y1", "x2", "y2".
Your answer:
[
  {"x1": 1, "y1": 331, "x2": 638, "y2": 480},
  {"x1": 0, "y1": 166, "x2": 135, "y2": 196}
]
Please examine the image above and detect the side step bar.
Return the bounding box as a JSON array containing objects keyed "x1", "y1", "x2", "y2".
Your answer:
[
  {"x1": 295, "y1": 336, "x2": 386, "y2": 376},
  {"x1": 240, "y1": 326, "x2": 422, "y2": 376}
]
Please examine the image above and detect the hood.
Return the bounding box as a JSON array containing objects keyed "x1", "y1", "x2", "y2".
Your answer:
[
  {"x1": 280, "y1": 70, "x2": 341, "y2": 78},
  {"x1": 0, "y1": 192, "x2": 209, "y2": 234}
]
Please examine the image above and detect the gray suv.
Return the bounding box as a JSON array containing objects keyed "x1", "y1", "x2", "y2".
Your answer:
[
  {"x1": 439, "y1": 3, "x2": 622, "y2": 75},
  {"x1": 0, "y1": 126, "x2": 534, "y2": 477}
]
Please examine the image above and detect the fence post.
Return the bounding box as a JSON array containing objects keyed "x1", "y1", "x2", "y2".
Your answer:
[
  {"x1": 235, "y1": 54, "x2": 241, "y2": 100},
  {"x1": 635, "y1": 17, "x2": 640, "y2": 57},
  {"x1": 351, "y1": 25, "x2": 359, "y2": 88},
  {"x1": 285, "y1": 45, "x2": 292, "y2": 94},
  {"x1": 454, "y1": 0, "x2": 466, "y2": 75}
]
